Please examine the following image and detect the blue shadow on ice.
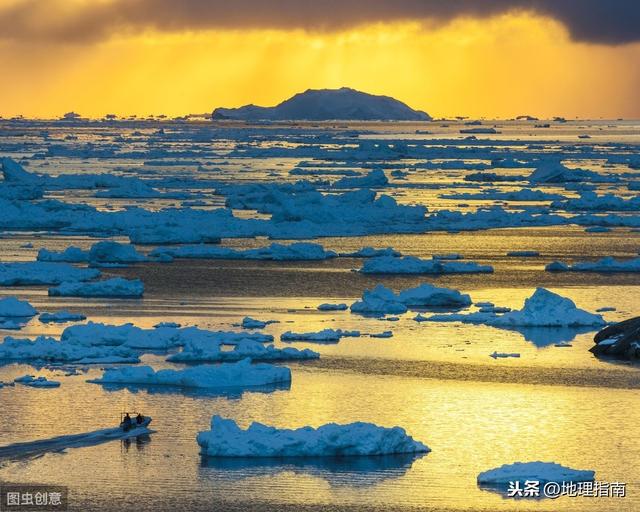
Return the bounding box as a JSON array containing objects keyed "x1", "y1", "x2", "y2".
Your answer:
[{"x1": 199, "y1": 453, "x2": 426, "y2": 488}]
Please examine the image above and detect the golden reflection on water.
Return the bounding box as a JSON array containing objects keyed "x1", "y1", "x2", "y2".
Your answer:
[{"x1": 1, "y1": 367, "x2": 638, "y2": 510}]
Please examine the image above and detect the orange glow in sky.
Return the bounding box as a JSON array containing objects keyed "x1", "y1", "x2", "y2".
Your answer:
[{"x1": 1, "y1": 10, "x2": 639, "y2": 119}]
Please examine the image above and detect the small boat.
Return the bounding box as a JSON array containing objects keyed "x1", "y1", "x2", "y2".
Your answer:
[{"x1": 119, "y1": 411, "x2": 152, "y2": 432}]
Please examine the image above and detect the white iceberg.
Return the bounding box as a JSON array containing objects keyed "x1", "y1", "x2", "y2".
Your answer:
[
  {"x1": 350, "y1": 285, "x2": 408, "y2": 315},
  {"x1": 351, "y1": 283, "x2": 471, "y2": 315},
  {"x1": 339, "y1": 247, "x2": 401, "y2": 258},
  {"x1": 150, "y1": 242, "x2": 337, "y2": 261},
  {"x1": 88, "y1": 241, "x2": 147, "y2": 264},
  {"x1": 89, "y1": 359, "x2": 291, "y2": 389},
  {"x1": 39, "y1": 311, "x2": 87, "y2": 323},
  {"x1": 397, "y1": 284, "x2": 472, "y2": 308},
  {"x1": 241, "y1": 317, "x2": 278, "y2": 329},
  {"x1": 0, "y1": 262, "x2": 100, "y2": 286},
  {"x1": 360, "y1": 256, "x2": 493, "y2": 274},
  {"x1": 0, "y1": 297, "x2": 38, "y2": 317},
  {"x1": 427, "y1": 288, "x2": 604, "y2": 327},
  {"x1": 167, "y1": 339, "x2": 319, "y2": 363},
  {"x1": 281, "y1": 329, "x2": 360, "y2": 343},
  {"x1": 14, "y1": 375, "x2": 61, "y2": 388},
  {"x1": 49, "y1": 278, "x2": 144, "y2": 298},
  {"x1": 478, "y1": 461, "x2": 595, "y2": 486},
  {"x1": 197, "y1": 415, "x2": 430, "y2": 457},
  {"x1": 0, "y1": 336, "x2": 139, "y2": 363},
  {"x1": 317, "y1": 303, "x2": 348, "y2": 311},
  {"x1": 61, "y1": 322, "x2": 271, "y2": 350},
  {"x1": 546, "y1": 256, "x2": 640, "y2": 273},
  {"x1": 37, "y1": 246, "x2": 89, "y2": 263}
]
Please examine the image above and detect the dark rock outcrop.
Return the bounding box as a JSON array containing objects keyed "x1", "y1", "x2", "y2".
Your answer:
[
  {"x1": 591, "y1": 316, "x2": 640, "y2": 359},
  {"x1": 212, "y1": 87, "x2": 431, "y2": 122}
]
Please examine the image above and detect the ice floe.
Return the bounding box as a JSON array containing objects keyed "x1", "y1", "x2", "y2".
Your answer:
[
  {"x1": 0, "y1": 297, "x2": 38, "y2": 317},
  {"x1": 477, "y1": 461, "x2": 594, "y2": 487},
  {"x1": 150, "y1": 242, "x2": 337, "y2": 261},
  {"x1": 49, "y1": 278, "x2": 144, "y2": 298},
  {"x1": 281, "y1": 329, "x2": 360, "y2": 343},
  {"x1": 546, "y1": 256, "x2": 640, "y2": 273},
  {"x1": 317, "y1": 303, "x2": 348, "y2": 311},
  {"x1": 89, "y1": 358, "x2": 291, "y2": 389},
  {"x1": 38, "y1": 311, "x2": 87, "y2": 323},
  {"x1": 0, "y1": 262, "x2": 100, "y2": 286},
  {"x1": 14, "y1": 375, "x2": 61, "y2": 388},
  {"x1": 359, "y1": 256, "x2": 493, "y2": 274},
  {"x1": 197, "y1": 415, "x2": 430, "y2": 457},
  {"x1": 0, "y1": 336, "x2": 139, "y2": 364},
  {"x1": 167, "y1": 339, "x2": 319, "y2": 363},
  {"x1": 241, "y1": 317, "x2": 278, "y2": 329}
]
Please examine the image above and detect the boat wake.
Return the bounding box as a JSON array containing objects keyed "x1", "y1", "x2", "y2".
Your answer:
[{"x1": 0, "y1": 424, "x2": 153, "y2": 462}]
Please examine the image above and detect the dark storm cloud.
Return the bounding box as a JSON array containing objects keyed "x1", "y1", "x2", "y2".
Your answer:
[{"x1": 0, "y1": 0, "x2": 638, "y2": 45}]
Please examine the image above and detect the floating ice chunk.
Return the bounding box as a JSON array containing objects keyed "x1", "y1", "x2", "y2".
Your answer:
[
  {"x1": 37, "y1": 246, "x2": 89, "y2": 262},
  {"x1": 281, "y1": 329, "x2": 360, "y2": 343},
  {"x1": 241, "y1": 317, "x2": 278, "y2": 329},
  {"x1": 197, "y1": 415, "x2": 430, "y2": 457},
  {"x1": 0, "y1": 297, "x2": 38, "y2": 317},
  {"x1": 150, "y1": 242, "x2": 337, "y2": 261},
  {"x1": 546, "y1": 256, "x2": 640, "y2": 273},
  {"x1": 39, "y1": 311, "x2": 86, "y2": 323},
  {"x1": 1, "y1": 157, "x2": 43, "y2": 186},
  {"x1": 528, "y1": 160, "x2": 607, "y2": 183},
  {"x1": 49, "y1": 278, "x2": 144, "y2": 298},
  {"x1": 332, "y1": 169, "x2": 388, "y2": 189},
  {"x1": 339, "y1": 247, "x2": 401, "y2": 258},
  {"x1": 553, "y1": 192, "x2": 640, "y2": 212},
  {"x1": 506, "y1": 251, "x2": 539, "y2": 257},
  {"x1": 39, "y1": 241, "x2": 147, "y2": 265},
  {"x1": 433, "y1": 253, "x2": 463, "y2": 260},
  {"x1": 397, "y1": 284, "x2": 472, "y2": 308},
  {"x1": 0, "y1": 262, "x2": 100, "y2": 286},
  {"x1": 154, "y1": 321, "x2": 181, "y2": 328},
  {"x1": 60, "y1": 322, "x2": 272, "y2": 350},
  {"x1": 370, "y1": 331, "x2": 393, "y2": 338},
  {"x1": 490, "y1": 288, "x2": 605, "y2": 327},
  {"x1": 442, "y1": 189, "x2": 563, "y2": 202},
  {"x1": 14, "y1": 375, "x2": 60, "y2": 388},
  {"x1": 317, "y1": 303, "x2": 348, "y2": 311},
  {"x1": 350, "y1": 285, "x2": 408, "y2": 315},
  {"x1": 89, "y1": 359, "x2": 290, "y2": 389},
  {"x1": 489, "y1": 352, "x2": 520, "y2": 359},
  {"x1": 426, "y1": 289, "x2": 603, "y2": 328},
  {"x1": 167, "y1": 338, "x2": 318, "y2": 363},
  {"x1": 88, "y1": 241, "x2": 147, "y2": 264},
  {"x1": 477, "y1": 461, "x2": 594, "y2": 487},
  {"x1": 0, "y1": 336, "x2": 139, "y2": 363},
  {"x1": 360, "y1": 256, "x2": 493, "y2": 275},
  {"x1": 460, "y1": 127, "x2": 498, "y2": 134}
]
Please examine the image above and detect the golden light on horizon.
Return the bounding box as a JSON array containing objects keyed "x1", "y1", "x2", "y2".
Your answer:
[{"x1": 1, "y1": 12, "x2": 639, "y2": 119}]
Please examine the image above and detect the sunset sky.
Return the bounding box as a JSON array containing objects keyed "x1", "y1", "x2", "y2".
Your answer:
[{"x1": 1, "y1": 0, "x2": 639, "y2": 119}]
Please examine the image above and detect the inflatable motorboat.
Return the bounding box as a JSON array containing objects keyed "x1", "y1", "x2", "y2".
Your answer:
[{"x1": 120, "y1": 412, "x2": 152, "y2": 432}]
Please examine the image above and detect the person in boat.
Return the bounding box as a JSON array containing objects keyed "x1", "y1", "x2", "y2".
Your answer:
[
  {"x1": 122, "y1": 413, "x2": 132, "y2": 431},
  {"x1": 136, "y1": 413, "x2": 144, "y2": 425}
]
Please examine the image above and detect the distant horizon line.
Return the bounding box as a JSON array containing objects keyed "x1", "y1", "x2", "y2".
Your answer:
[{"x1": 1, "y1": 115, "x2": 637, "y2": 122}]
